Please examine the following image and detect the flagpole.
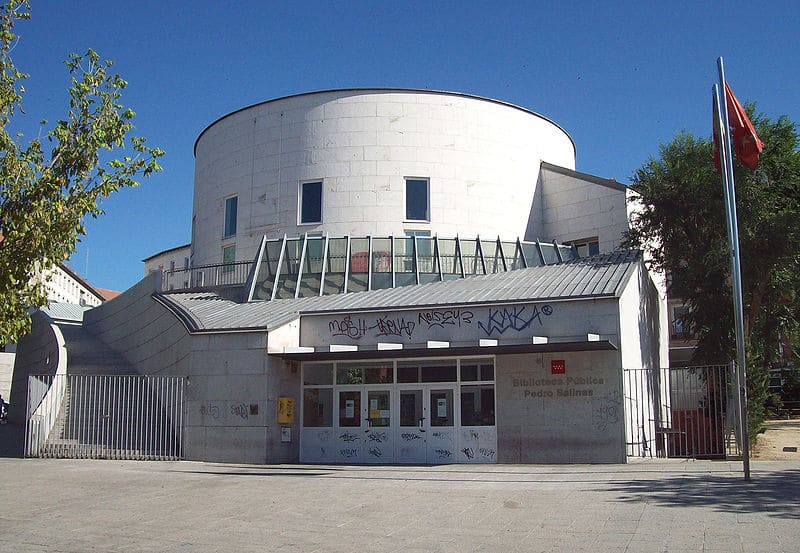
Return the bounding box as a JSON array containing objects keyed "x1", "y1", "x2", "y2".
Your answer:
[{"x1": 716, "y1": 56, "x2": 751, "y2": 481}]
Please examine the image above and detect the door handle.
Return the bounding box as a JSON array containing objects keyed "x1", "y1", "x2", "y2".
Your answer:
[{"x1": 418, "y1": 417, "x2": 426, "y2": 432}]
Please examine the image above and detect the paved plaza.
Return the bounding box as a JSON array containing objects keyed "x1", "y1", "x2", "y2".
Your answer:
[{"x1": 0, "y1": 456, "x2": 797, "y2": 552}]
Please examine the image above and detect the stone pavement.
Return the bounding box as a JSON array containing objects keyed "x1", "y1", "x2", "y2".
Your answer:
[{"x1": 0, "y1": 457, "x2": 797, "y2": 553}]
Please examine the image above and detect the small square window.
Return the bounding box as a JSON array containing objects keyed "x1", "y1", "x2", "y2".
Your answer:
[
  {"x1": 300, "y1": 181, "x2": 322, "y2": 224},
  {"x1": 224, "y1": 196, "x2": 238, "y2": 238},
  {"x1": 405, "y1": 178, "x2": 429, "y2": 221}
]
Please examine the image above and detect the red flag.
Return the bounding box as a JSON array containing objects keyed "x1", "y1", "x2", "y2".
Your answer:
[{"x1": 724, "y1": 82, "x2": 763, "y2": 169}]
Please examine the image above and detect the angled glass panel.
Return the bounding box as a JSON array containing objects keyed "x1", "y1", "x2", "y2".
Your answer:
[
  {"x1": 480, "y1": 239, "x2": 501, "y2": 274},
  {"x1": 519, "y1": 241, "x2": 543, "y2": 268},
  {"x1": 540, "y1": 243, "x2": 560, "y2": 265},
  {"x1": 438, "y1": 238, "x2": 461, "y2": 280},
  {"x1": 322, "y1": 237, "x2": 348, "y2": 295},
  {"x1": 503, "y1": 241, "x2": 524, "y2": 270},
  {"x1": 274, "y1": 238, "x2": 303, "y2": 299},
  {"x1": 460, "y1": 238, "x2": 482, "y2": 276},
  {"x1": 371, "y1": 237, "x2": 392, "y2": 290},
  {"x1": 558, "y1": 244, "x2": 578, "y2": 261},
  {"x1": 251, "y1": 238, "x2": 285, "y2": 300},
  {"x1": 394, "y1": 237, "x2": 416, "y2": 287},
  {"x1": 297, "y1": 237, "x2": 325, "y2": 297},
  {"x1": 348, "y1": 237, "x2": 369, "y2": 293},
  {"x1": 417, "y1": 237, "x2": 439, "y2": 284}
]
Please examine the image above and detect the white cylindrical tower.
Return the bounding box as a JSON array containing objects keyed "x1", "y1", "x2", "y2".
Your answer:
[{"x1": 191, "y1": 89, "x2": 575, "y2": 267}]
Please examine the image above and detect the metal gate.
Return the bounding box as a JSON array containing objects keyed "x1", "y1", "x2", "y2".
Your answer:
[
  {"x1": 624, "y1": 365, "x2": 741, "y2": 459},
  {"x1": 25, "y1": 374, "x2": 185, "y2": 460}
]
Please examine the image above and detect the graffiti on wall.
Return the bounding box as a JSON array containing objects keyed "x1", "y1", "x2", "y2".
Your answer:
[
  {"x1": 326, "y1": 305, "x2": 553, "y2": 341},
  {"x1": 477, "y1": 305, "x2": 553, "y2": 336},
  {"x1": 328, "y1": 314, "x2": 415, "y2": 340},
  {"x1": 593, "y1": 391, "x2": 622, "y2": 431},
  {"x1": 417, "y1": 309, "x2": 474, "y2": 329}
]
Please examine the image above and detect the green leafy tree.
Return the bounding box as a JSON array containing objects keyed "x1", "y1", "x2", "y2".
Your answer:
[
  {"x1": 624, "y1": 105, "x2": 800, "y2": 441},
  {"x1": 625, "y1": 105, "x2": 800, "y2": 438},
  {"x1": 0, "y1": 1, "x2": 164, "y2": 344}
]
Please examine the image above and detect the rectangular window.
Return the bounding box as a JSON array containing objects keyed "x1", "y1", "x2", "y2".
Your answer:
[
  {"x1": 671, "y1": 305, "x2": 691, "y2": 339},
  {"x1": 405, "y1": 178, "x2": 429, "y2": 221},
  {"x1": 224, "y1": 196, "x2": 238, "y2": 238},
  {"x1": 461, "y1": 358, "x2": 494, "y2": 382},
  {"x1": 300, "y1": 181, "x2": 323, "y2": 224},
  {"x1": 303, "y1": 389, "x2": 333, "y2": 427},
  {"x1": 303, "y1": 363, "x2": 333, "y2": 386},
  {"x1": 568, "y1": 237, "x2": 599, "y2": 257},
  {"x1": 222, "y1": 244, "x2": 236, "y2": 273},
  {"x1": 460, "y1": 385, "x2": 495, "y2": 426}
]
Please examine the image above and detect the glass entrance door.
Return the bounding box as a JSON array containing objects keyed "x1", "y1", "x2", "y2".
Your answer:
[
  {"x1": 396, "y1": 389, "x2": 426, "y2": 463},
  {"x1": 336, "y1": 389, "x2": 363, "y2": 462},
  {"x1": 427, "y1": 387, "x2": 457, "y2": 462},
  {"x1": 394, "y1": 385, "x2": 457, "y2": 464},
  {"x1": 334, "y1": 388, "x2": 393, "y2": 463},
  {"x1": 301, "y1": 357, "x2": 497, "y2": 465},
  {"x1": 364, "y1": 389, "x2": 392, "y2": 462}
]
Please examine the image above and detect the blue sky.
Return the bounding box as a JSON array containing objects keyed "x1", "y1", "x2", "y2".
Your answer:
[{"x1": 13, "y1": 0, "x2": 800, "y2": 292}]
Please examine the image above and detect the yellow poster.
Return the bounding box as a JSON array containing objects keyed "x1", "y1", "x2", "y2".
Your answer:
[{"x1": 277, "y1": 397, "x2": 294, "y2": 424}]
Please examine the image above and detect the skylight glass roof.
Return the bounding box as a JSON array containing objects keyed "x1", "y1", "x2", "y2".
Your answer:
[{"x1": 245, "y1": 235, "x2": 577, "y2": 302}]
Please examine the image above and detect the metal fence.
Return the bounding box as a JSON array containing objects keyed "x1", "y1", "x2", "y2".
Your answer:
[
  {"x1": 624, "y1": 365, "x2": 740, "y2": 459},
  {"x1": 25, "y1": 374, "x2": 185, "y2": 460},
  {"x1": 162, "y1": 261, "x2": 251, "y2": 291}
]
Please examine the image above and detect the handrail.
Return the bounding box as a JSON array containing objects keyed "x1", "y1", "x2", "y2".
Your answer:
[
  {"x1": 161, "y1": 261, "x2": 251, "y2": 291},
  {"x1": 24, "y1": 323, "x2": 69, "y2": 457}
]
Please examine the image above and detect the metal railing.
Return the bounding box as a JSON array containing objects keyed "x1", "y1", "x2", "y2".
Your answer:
[
  {"x1": 25, "y1": 374, "x2": 185, "y2": 460},
  {"x1": 623, "y1": 365, "x2": 740, "y2": 459},
  {"x1": 162, "y1": 261, "x2": 251, "y2": 291}
]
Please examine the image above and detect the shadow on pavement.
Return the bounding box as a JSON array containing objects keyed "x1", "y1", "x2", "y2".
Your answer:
[{"x1": 608, "y1": 470, "x2": 800, "y2": 520}]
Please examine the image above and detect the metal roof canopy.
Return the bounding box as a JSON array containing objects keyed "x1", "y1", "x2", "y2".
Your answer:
[
  {"x1": 155, "y1": 250, "x2": 642, "y2": 334},
  {"x1": 274, "y1": 340, "x2": 617, "y2": 361}
]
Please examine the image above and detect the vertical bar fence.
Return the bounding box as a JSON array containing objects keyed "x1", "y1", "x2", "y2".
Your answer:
[
  {"x1": 25, "y1": 374, "x2": 185, "y2": 460},
  {"x1": 623, "y1": 365, "x2": 740, "y2": 459}
]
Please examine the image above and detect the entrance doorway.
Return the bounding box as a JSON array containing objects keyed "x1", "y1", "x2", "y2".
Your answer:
[
  {"x1": 396, "y1": 385, "x2": 457, "y2": 463},
  {"x1": 300, "y1": 357, "x2": 497, "y2": 464}
]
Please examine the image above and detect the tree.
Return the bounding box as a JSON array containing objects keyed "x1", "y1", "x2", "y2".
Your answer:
[
  {"x1": 0, "y1": 1, "x2": 164, "y2": 344},
  {"x1": 624, "y1": 106, "x2": 800, "y2": 441}
]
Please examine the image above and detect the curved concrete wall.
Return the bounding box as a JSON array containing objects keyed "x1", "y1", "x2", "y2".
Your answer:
[
  {"x1": 8, "y1": 311, "x2": 64, "y2": 424},
  {"x1": 192, "y1": 89, "x2": 576, "y2": 267},
  {"x1": 83, "y1": 272, "x2": 191, "y2": 377}
]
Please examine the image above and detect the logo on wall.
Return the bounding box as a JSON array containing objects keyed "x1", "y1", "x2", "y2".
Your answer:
[{"x1": 551, "y1": 360, "x2": 566, "y2": 375}]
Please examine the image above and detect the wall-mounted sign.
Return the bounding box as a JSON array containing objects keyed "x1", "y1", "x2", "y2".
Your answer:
[
  {"x1": 437, "y1": 398, "x2": 447, "y2": 418},
  {"x1": 281, "y1": 426, "x2": 292, "y2": 443},
  {"x1": 551, "y1": 360, "x2": 566, "y2": 375},
  {"x1": 277, "y1": 396, "x2": 295, "y2": 424}
]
